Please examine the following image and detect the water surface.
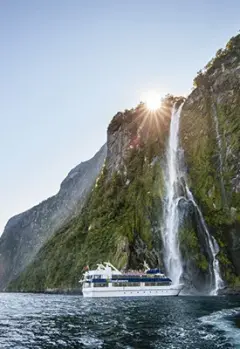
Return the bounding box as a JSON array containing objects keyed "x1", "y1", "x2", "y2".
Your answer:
[{"x1": 0, "y1": 293, "x2": 239, "y2": 348}]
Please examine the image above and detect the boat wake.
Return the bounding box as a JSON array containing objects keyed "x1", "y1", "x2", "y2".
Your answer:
[{"x1": 200, "y1": 307, "x2": 240, "y2": 348}]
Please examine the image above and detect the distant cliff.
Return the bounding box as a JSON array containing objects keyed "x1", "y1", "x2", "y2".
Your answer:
[{"x1": 0, "y1": 144, "x2": 107, "y2": 290}]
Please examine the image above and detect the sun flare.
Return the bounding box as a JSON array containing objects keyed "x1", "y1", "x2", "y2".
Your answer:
[{"x1": 143, "y1": 90, "x2": 161, "y2": 111}]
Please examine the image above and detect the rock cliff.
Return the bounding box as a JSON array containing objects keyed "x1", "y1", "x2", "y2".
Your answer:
[
  {"x1": 179, "y1": 34, "x2": 240, "y2": 288},
  {"x1": 0, "y1": 144, "x2": 107, "y2": 290},
  {"x1": 6, "y1": 33, "x2": 240, "y2": 293},
  {"x1": 7, "y1": 100, "x2": 176, "y2": 292}
]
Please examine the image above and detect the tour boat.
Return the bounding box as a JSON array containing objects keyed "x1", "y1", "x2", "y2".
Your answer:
[{"x1": 79, "y1": 262, "x2": 183, "y2": 298}]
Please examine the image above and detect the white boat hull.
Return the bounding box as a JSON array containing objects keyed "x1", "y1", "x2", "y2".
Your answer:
[{"x1": 82, "y1": 285, "x2": 183, "y2": 298}]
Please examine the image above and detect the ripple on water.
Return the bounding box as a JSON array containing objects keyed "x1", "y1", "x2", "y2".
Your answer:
[
  {"x1": 200, "y1": 307, "x2": 240, "y2": 348},
  {"x1": 0, "y1": 294, "x2": 239, "y2": 348}
]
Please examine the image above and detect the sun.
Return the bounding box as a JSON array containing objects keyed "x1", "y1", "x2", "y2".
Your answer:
[{"x1": 143, "y1": 90, "x2": 161, "y2": 111}]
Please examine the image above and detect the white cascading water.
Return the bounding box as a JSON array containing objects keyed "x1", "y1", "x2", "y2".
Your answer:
[
  {"x1": 185, "y1": 185, "x2": 223, "y2": 295},
  {"x1": 210, "y1": 89, "x2": 227, "y2": 205},
  {"x1": 162, "y1": 102, "x2": 223, "y2": 294},
  {"x1": 162, "y1": 103, "x2": 184, "y2": 285}
]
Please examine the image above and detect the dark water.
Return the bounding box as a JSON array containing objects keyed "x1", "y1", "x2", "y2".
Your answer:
[{"x1": 0, "y1": 294, "x2": 240, "y2": 349}]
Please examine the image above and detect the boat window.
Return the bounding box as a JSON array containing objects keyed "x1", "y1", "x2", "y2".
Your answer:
[
  {"x1": 144, "y1": 282, "x2": 170, "y2": 286},
  {"x1": 126, "y1": 282, "x2": 141, "y2": 287},
  {"x1": 112, "y1": 282, "x2": 128, "y2": 287},
  {"x1": 93, "y1": 283, "x2": 108, "y2": 287}
]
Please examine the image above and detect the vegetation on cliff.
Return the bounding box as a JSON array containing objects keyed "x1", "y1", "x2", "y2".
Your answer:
[
  {"x1": 193, "y1": 34, "x2": 240, "y2": 88},
  {"x1": 181, "y1": 33, "x2": 240, "y2": 286},
  {"x1": 8, "y1": 102, "x2": 172, "y2": 292},
  {"x1": 7, "y1": 34, "x2": 240, "y2": 292}
]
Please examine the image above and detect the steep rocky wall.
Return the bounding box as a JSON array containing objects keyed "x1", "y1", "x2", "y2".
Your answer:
[
  {"x1": 7, "y1": 102, "x2": 173, "y2": 292},
  {"x1": 0, "y1": 144, "x2": 107, "y2": 290},
  {"x1": 6, "y1": 35, "x2": 240, "y2": 293},
  {"x1": 179, "y1": 34, "x2": 240, "y2": 287}
]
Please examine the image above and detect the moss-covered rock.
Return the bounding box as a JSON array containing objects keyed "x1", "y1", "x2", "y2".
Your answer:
[
  {"x1": 180, "y1": 33, "x2": 240, "y2": 287},
  {"x1": 7, "y1": 35, "x2": 240, "y2": 293},
  {"x1": 8, "y1": 102, "x2": 172, "y2": 292}
]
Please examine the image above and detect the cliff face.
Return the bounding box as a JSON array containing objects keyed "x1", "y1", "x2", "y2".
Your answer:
[
  {"x1": 6, "y1": 34, "x2": 240, "y2": 293},
  {"x1": 7, "y1": 102, "x2": 175, "y2": 292},
  {"x1": 179, "y1": 34, "x2": 240, "y2": 287},
  {"x1": 0, "y1": 144, "x2": 107, "y2": 290}
]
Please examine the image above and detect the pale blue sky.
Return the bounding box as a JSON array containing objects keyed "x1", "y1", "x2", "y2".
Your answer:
[{"x1": 1, "y1": 0, "x2": 239, "y2": 233}]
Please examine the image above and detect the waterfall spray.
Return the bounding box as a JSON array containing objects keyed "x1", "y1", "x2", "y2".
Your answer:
[
  {"x1": 162, "y1": 103, "x2": 184, "y2": 285},
  {"x1": 161, "y1": 101, "x2": 223, "y2": 294},
  {"x1": 185, "y1": 185, "x2": 223, "y2": 295}
]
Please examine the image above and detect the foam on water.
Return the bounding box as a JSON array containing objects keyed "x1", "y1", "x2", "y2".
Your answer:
[
  {"x1": 200, "y1": 307, "x2": 240, "y2": 348},
  {"x1": 0, "y1": 293, "x2": 239, "y2": 348},
  {"x1": 79, "y1": 335, "x2": 104, "y2": 348}
]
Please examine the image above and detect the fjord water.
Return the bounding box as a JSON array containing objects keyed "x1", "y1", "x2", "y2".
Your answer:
[{"x1": 0, "y1": 293, "x2": 240, "y2": 348}]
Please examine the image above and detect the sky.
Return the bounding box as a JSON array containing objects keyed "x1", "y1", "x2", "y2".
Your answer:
[{"x1": 0, "y1": 0, "x2": 239, "y2": 234}]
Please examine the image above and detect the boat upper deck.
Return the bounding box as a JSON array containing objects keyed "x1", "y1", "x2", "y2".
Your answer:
[{"x1": 80, "y1": 262, "x2": 172, "y2": 286}]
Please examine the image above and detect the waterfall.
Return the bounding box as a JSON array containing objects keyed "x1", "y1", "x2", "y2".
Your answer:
[
  {"x1": 161, "y1": 102, "x2": 223, "y2": 294},
  {"x1": 185, "y1": 185, "x2": 224, "y2": 295},
  {"x1": 211, "y1": 90, "x2": 227, "y2": 206},
  {"x1": 161, "y1": 103, "x2": 184, "y2": 285}
]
